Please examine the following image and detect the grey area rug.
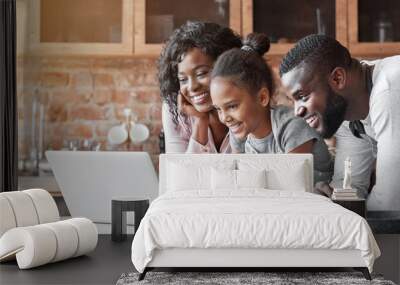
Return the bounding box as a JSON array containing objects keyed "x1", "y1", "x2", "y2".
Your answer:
[{"x1": 116, "y1": 272, "x2": 396, "y2": 285}]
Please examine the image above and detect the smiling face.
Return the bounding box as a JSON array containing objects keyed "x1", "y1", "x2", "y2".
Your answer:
[
  {"x1": 210, "y1": 77, "x2": 270, "y2": 140},
  {"x1": 177, "y1": 48, "x2": 214, "y2": 113},
  {"x1": 281, "y1": 65, "x2": 347, "y2": 138}
]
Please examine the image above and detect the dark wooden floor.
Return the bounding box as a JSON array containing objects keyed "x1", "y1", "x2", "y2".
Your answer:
[{"x1": 0, "y1": 235, "x2": 133, "y2": 285}]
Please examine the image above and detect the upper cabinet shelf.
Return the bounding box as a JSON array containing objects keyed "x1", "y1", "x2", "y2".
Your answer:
[
  {"x1": 242, "y1": 0, "x2": 348, "y2": 55},
  {"x1": 25, "y1": 0, "x2": 400, "y2": 56},
  {"x1": 134, "y1": 0, "x2": 242, "y2": 54},
  {"x1": 28, "y1": 0, "x2": 134, "y2": 55},
  {"x1": 348, "y1": 0, "x2": 400, "y2": 55}
]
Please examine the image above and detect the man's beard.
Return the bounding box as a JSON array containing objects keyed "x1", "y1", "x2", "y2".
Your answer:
[{"x1": 320, "y1": 87, "x2": 347, "y2": 138}]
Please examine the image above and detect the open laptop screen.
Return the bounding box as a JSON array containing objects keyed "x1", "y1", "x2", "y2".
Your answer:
[{"x1": 46, "y1": 151, "x2": 158, "y2": 224}]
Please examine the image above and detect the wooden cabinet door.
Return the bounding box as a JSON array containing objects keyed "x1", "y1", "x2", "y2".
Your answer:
[
  {"x1": 242, "y1": 0, "x2": 348, "y2": 55},
  {"x1": 28, "y1": 0, "x2": 134, "y2": 55},
  {"x1": 134, "y1": 0, "x2": 242, "y2": 55},
  {"x1": 348, "y1": 0, "x2": 400, "y2": 56}
]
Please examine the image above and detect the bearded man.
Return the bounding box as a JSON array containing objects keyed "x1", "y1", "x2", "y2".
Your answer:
[{"x1": 280, "y1": 34, "x2": 400, "y2": 211}]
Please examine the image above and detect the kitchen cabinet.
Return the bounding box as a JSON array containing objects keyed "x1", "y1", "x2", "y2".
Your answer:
[
  {"x1": 241, "y1": 0, "x2": 348, "y2": 55},
  {"x1": 134, "y1": 0, "x2": 241, "y2": 54},
  {"x1": 26, "y1": 0, "x2": 400, "y2": 56},
  {"x1": 28, "y1": 0, "x2": 134, "y2": 55},
  {"x1": 348, "y1": 0, "x2": 400, "y2": 55}
]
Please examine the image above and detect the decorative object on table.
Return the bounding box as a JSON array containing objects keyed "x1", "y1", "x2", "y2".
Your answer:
[
  {"x1": 107, "y1": 108, "x2": 149, "y2": 147},
  {"x1": 112, "y1": 197, "x2": 149, "y2": 242},
  {"x1": 129, "y1": 123, "x2": 149, "y2": 144},
  {"x1": 107, "y1": 123, "x2": 129, "y2": 145},
  {"x1": 332, "y1": 188, "x2": 359, "y2": 200},
  {"x1": 332, "y1": 157, "x2": 358, "y2": 200},
  {"x1": 343, "y1": 156, "x2": 352, "y2": 190},
  {"x1": 116, "y1": 271, "x2": 394, "y2": 285},
  {"x1": 0, "y1": 189, "x2": 98, "y2": 269}
]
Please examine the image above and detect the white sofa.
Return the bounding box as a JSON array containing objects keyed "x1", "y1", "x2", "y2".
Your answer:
[{"x1": 0, "y1": 189, "x2": 98, "y2": 269}]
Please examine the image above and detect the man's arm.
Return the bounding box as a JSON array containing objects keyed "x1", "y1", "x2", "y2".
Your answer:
[{"x1": 368, "y1": 89, "x2": 400, "y2": 210}]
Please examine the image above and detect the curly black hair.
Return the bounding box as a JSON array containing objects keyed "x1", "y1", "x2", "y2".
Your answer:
[
  {"x1": 279, "y1": 34, "x2": 352, "y2": 77},
  {"x1": 158, "y1": 21, "x2": 242, "y2": 125},
  {"x1": 211, "y1": 33, "x2": 275, "y2": 97}
]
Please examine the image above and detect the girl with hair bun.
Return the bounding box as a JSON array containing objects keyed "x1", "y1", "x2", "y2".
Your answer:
[
  {"x1": 159, "y1": 21, "x2": 242, "y2": 153},
  {"x1": 210, "y1": 33, "x2": 333, "y2": 184}
]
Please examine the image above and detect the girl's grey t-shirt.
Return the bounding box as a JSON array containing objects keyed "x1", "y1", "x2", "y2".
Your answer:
[{"x1": 233, "y1": 105, "x2": 333, "y2": 184}]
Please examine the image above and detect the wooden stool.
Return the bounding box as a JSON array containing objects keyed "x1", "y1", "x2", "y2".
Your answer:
[{"x1": 111, "y1": 197, "x2": 149, "y2": 242}]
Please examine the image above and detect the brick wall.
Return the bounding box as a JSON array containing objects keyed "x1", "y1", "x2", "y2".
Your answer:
[
  {"x1": 17, "y1": 55, "x2": 288, "y2": 169},
  {"x1": 18, "y1": 55, "x2": 162, "y2": 166}
]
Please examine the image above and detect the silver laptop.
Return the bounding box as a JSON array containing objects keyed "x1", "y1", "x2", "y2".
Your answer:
[{"x1": 46, "y1": 151, "x2": 158, "y2": 224}]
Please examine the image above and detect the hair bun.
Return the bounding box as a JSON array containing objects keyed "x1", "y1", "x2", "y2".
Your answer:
[
  {"x1": 241, "y1": 45, "x2": 255, "y2": 52},
  {"x1": 242, "y1": 33, "x2": 270, "y2": 56}
]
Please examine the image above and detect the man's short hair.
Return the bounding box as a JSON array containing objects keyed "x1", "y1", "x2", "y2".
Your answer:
[{"x1": 279, "y1": 34, "x2": 352, "y2": 77}]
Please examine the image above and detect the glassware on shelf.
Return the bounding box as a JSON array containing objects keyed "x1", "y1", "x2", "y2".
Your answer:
[
  {"x1": 27, "y1": 95, "x2": 45, "y2": 176},
  {"x1": 146, "y1": 15, "x2": 174, "y2": 43},
  {"x1": 374, "y1": 12, "x2": 394, "y2": 42},
  {"x1": 82, "y1": 139, "x2": 101, "y2": 151},
  {"x1": 253, "y1": 0, "x2": 335, "y2": 44},
  {"x1": 62, "y1": 139, "x2": 101, "y2": 151},
  {"x1": 69, "y1": 139, "x2": 80, "y2": 151},
  {"x1": 316, "y1": 8, "x2": 326, "y2": 35},
  {"x1": 214, "y1": 0, "x2": 228, "y2": 18},
  {"x1": 145, "y1": 0, "x2": 230, "y2": 44}
]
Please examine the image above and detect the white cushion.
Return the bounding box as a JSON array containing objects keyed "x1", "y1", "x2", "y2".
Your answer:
[
  {"x1": 23, "y1": 189, "x2": 60, "y2": 224},
  {"x1": 65, "y1": 218, "x2": 98, "y2": 257},
  {"x1": 238, "y1": 159, "x2": 307, "y2": 191},
  {"x1": 0, "y1": 192, "x2": 39, "y2": 227},
  {"x1": 211, "y1": 169, "x2": 268, "y2": 191},
  {"x1": 0, "y1": 189, "x2": 97, "y2": 269},
  {"x1": 159, "y1": 154, "x2": 313, "y2": 195},
  {"x1": 0, "y1": 189, "x2": 59, "y2": 238},
  {"x1": 211, "y1": 168, "x2": 236, "y2": 190},
  {"x1": 0, "y1": 225, "x2": 57, "y2": 269},
  {"x1": 42, "y1": 222, "x2": 79, "y2": 262},
  {"x1": 0, "y1": 196, "x2": 17, "y2": 237},
  {"x1": 167, "y1": 159, "x2": 235, "y2": 192},
  {"x1": 236, "y1": 169, "x2": 267, "y2": 189},
  {"x1": 0, "y1": 218, "x2": 97, "y2": 269},
  {"x1": 167, "y1": 162, "x2": 210, "y2": 191}
]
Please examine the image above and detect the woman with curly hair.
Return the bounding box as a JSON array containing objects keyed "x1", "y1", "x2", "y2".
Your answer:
[{"x1": 159, "y1": 21, "x2": 242, "y2": 153}]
